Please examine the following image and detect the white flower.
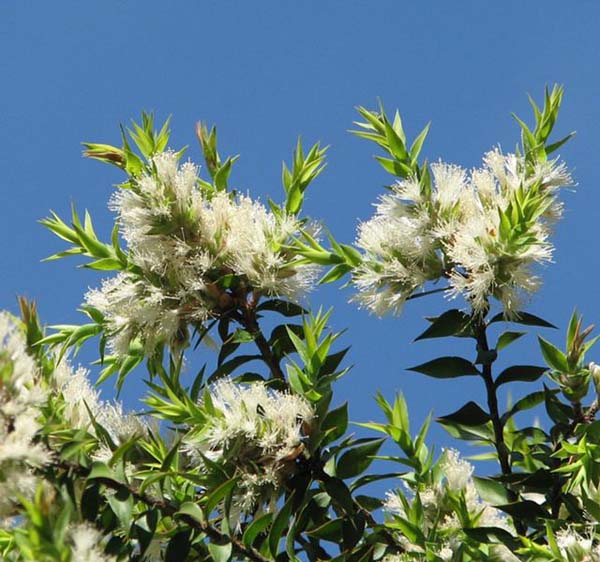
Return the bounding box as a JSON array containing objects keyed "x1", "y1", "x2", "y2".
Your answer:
[
  {"x1": 0, "y1": 313, "x2": 49, "y2": 469},
  {"x1": 353, "y1": 149, "x2": 571, "y2": 316},
  {"x1": 383, "y1": 449, "x2": 513, "y2": 547},
  {"x1": 52, "y1": 354, "x2": 149, "y2": 453},
  {"x1": 440, "y1": 448, "x2": 473, "y2": 492},
  {"x1": 93, "y1": 152, "x2": 318, "y2": 354},
  {"x1": 70, "y1": 523, "x2": 116, "y2": 562},
  {"x1": 553, "y1": 529, "x2": 600, "y2": 561},
  {"x1": 185, "y1": 379, "x2": 314, "y2": 514}
]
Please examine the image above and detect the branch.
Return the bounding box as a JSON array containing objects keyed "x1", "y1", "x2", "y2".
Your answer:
[
  {"x1": 238, "y1": 304, "x2": 286, "y2": 381},
  {"x1": 51, "y1": 460, "x2": 271, "y2": 562},
  {"x1": 473, "y1": 316, "x2": 531, "y2": 535}
]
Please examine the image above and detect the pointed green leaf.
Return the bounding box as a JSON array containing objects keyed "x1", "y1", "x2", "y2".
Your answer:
[{"x1": 408, "y1": 356, "x2": 479, "y2": 379}]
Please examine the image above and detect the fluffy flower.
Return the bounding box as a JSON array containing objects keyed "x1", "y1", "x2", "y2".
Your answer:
[
  {"x1": 184, "y1": 379, "x2": 314, "y2": 514},
  {"x1": 0, "y1": 313, "x2": 50, "y2": 518},
  {"x1": 52, "y1": 356, "x2": 148, "y2": 455},
  {"x1": 90, "y1": 151, "x2": 318, "y2": 354},
  {"x1": 354, "y1": 149, "x2": 571, "y2": 316},
  {"x1": 383, "y1": 449, "x2": 512, "y2": 553},
  {"x1": 554, "y1": 529, "x2": 600, "y2": 562},
  {"x1": 69, "y1": 523, "x2": 116, "y2": 562},
  {"x1": 0, "y1": 315, "x2": 48, "y2": 466}
]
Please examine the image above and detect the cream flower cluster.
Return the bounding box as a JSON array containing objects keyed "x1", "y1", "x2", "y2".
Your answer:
[
  {"x1": 354, "y1": 150, "x2": 571, "y2": 316},
  {"x1": 384, "y1": 449, "x2": 512, "y2": 557},
  {"x1": 554, "y1": 529, "x2": 600, "y2": 562},
  {"x1": 184, "y1": 378, "x2": 314, "y2": 514},
  {"x1": 52, "y1": 359, "x2": 148, "y2": 460},
  {"x1": 0, "y1": 313, "x2": 49, "y2": 519},
  {"x1": 69, "y1": 523, "x2": 116, "y2": 562},
  {"x1": 86, "y1": 151, "x2": 318, "y2": 355}
]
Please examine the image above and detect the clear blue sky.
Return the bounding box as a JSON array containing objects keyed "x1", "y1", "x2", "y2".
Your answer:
[{"x1": 3, "y1": 1, "x2": 600, "y2": 455}]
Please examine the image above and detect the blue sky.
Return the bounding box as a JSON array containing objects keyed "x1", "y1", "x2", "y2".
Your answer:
[{"x1": 3, "y1": 1, "x2": 600, "y2": 456}]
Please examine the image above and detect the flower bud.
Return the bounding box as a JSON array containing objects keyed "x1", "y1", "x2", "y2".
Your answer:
[{"x1": 590, "y1": 361, "x2": 600, "y2": 396}]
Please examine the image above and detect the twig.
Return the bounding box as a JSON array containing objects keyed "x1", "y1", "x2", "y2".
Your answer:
[{"x1": 51, "y1": 459, "x2": 271, "y2": 562}]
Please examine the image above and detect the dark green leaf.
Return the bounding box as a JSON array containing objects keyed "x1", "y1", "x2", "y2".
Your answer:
[
  {"x1": 208, "y1": 355, "x2": 261, "y2": 382},
  {"x1": 408, "y1": 356, "x2": 479, "y2": 379},
  {"x1": 257, "y1": 299, "x2": 307, "y2": 317},
  {"x1": 307, "y1": 519, "x2": 343, "y2": 542},
  {"x1": 242, "y1": 513, "x2": 273, "y2": 548},
  {"x1": 490, "y1": 312, "x2": 556, "y2": 329},
  {"x1": 495, "y1": 365, "x2": 547, "y2": 387},
  {"x1": 320, "y1": 402, "x2": 348, "y2": 446},
  {"x1": 463, "y1": 527, "x2": 520, "y2": 550},
  {"x1": 349, "y1": 472, "x2": 402, "y2": 491},
  {"x1": 269, "y1": 493, "x2": 295, "y2": 556},
  {"x1": 496, "y1": 500, "x2": 548, "y2": 520},
  {"x1": 495, "y1": 331, "x2": 526, "y2": 351},
  {"x1": 337, "y1": 438, "x2": 385, "y2": 479},
  {"x1": 324, "y1": 478, "x2": 355, "y2": 513},
  {"x1": 544, "y1": 385, "x2": 571, "y2": 425},
  {"x1": 206, "y1": 478, "x2": 238, "y2": 514},
  {"x1": 414, "y1": 309, "x2": 472, "y2": 341},
  {"x1": 502, "y1": 391, "x2": 546, "y2": 423},
  {"x1": 342, "y1": 513, "x2": 366, "y2": 550},
  {"x1": 165, "y1": 530, "x2": 192, "y2": 562},
  {"x1": 438, "y1": 401, "x2": 490, "y2": 426}
]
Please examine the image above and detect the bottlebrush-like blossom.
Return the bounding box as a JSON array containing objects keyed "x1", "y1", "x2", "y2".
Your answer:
[
  {"x1": 354, "y1": 150, "x2": 571, "y2": 316},
  {"x1": 52, "y1": 358, "x2": 148, "y2": 449},
  {"x1": 383, "y1": 449, "x2": 512, "y2": 556},
  {"x1": 555, "y1": 529, "x2": 600, "y2": 562},
  {"x1": 69, "y1": 523, "x2": 116, "y2": 562},
  {"x1": 0, "y1": 313, "x2": 49, "y2": 518},
  {"x1": 88, "y1": 151, "x2": 318, "y2": 354},
  {"x1": 184, "y1": 378, "x2": 315, "y2": 515}
]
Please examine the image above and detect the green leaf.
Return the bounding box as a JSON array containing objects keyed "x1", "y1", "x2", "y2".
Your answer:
[
  {"x1": 495, "y1": 331, "x2": 526, "y2": 352},
  {"x1": 83, "y1": 257, "x2": 123, "y2": 271},
  {"x1": 473, "y1": 477, "x2": 510, "y2": 505},
  {"x1": 495, "y1": 365, "x2": 547, "y2": 387},
  {"x1": 502, "y1": 391, "x2": 546, "y2": 423},
  {"x1": 320, "y1": 402, "x2": 348, "y2": 446},
  {"x1": 349, "y1": 472, "x2": 403, "y2": 492},
  {"x1": 538, "y1": 336, "x2": 568, "y2": 372},
  {"x1": 324, "y1": 477, "x2": 355, "y2": 513},
  {"x1": 307, "y1": 518, "x2": 343, "y2": 542},
  {"x1": 463, "y1": 527, "x2": 520, "y2": 550},
  {"x1": 414, "y1": 309, "x2": 472, "y2": 341},
  {"x1": 230, "y1": 329, "x2": 255, "y2": 344},
  {"x1": 176, "y1": 502, "x2": 206, "y2": 526},
  {"x1": 546, "y1": 131, "x2": 575, "y2": 155},
  {"x1": 208, "y1": 354, "x2": 261, "y2": 382},
  {"x1": 107, "y1": 487, "x2": 133, "y2": 528},
  {"x1": 336, "y1": 438, "x2": 385, "y2": 479},
  {"x1": 342, "y1": 513, "x2": 366, "y2": 550},
  {"x1": 87, "y1": 462, "x2": 121, "y2": 483},
  {"x1": 207, "y1": 541, "x2": 232, "y2": 562},
  {"x1": 165, "y1": 530, "x2": 192, "y2": 562},
  {"x1": 408, "y1": 356, "x2": 479, "y2": 379},
  {"x1": 205, "y1": 478, "x2": 238, "y2": 514},
  {"x1": 544, "y1": 385, "x2": 570, "y2": 425},
  {"x1": 496, "y1": 500, "x2": 548, "y2": 520},
  {"x1": 242, "y1": 513, "x2": 273, "y2": 548},
  {"x1": 269, "y1": 493, "x2": 295, "y2": 557},
  {"x1": 438, "y1": 401, "x2": 490, "y2": 426},
  {"x1": 257, "y1": 299, "x2": 307, "y2": 317},
  {"x1": 489, "y1": 311, "x2": 556, "y2": 329}
]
